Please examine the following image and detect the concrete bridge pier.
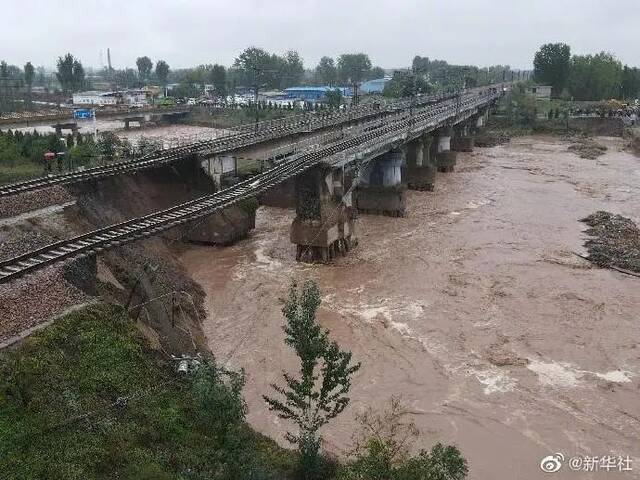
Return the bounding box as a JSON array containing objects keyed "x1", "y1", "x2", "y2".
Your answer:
[
  {"x1": 124, "y1": 117, "x2": 147, "y2": 130},
  {"x1": 475, "y1": 107, "x2": 490, "y2": 130},
  {"x1": 290, "y1": 165, "x2": 356, "y2": 263},
  {"x1": 356, "y1": 148, "x2": 406, "y2": 217},
  {"x1": 401, "y1": 134, "x2": 436, "y2": 191},
  {"x1": 53, "y1": 122, "x2": 79, "y2": 138},
  {"x1": 451, "y1": 123, "x2": 475, "y2": 153},
  {"x1": 435, "y1": 127, "x2": 457, "y2": 173}
]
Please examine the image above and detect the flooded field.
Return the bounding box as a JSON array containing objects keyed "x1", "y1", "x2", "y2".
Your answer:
[
  {"x1": 0, "y1": 119, "x2": 226, "y2": 147},
  {"x1": 181, "y1": 136, "x2": 640, "y2": 479}
]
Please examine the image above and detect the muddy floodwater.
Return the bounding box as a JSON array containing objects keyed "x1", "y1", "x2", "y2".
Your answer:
[
  {"x1": 1, "y1": 120, "x2": 226, "y2": 147},
  {"x1": 181, "y1": 136, "x2": 640, "y2": 479}
]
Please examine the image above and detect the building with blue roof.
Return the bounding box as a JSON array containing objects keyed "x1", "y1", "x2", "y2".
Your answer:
[
  {"x1": 360, "y1": 78, "x2": 391, "y2": 94},
  {"x1": 284, "y1": 86, "x2": 352, "y2": 102}
]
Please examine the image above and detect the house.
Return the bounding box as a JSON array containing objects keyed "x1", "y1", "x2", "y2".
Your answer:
[
  {"x1": 123, "y1": 89, "x2": 148, "y2": 105},
  {"x1": 526, "y1": 85, "x2": 552, "y2": 100},
  {"x1": 284, "y1": 86, "x2": 352, "y2": 102},
  {"x1": 72, "y1": 89, "x2": 149, "y2": 106},
  {"x1": 360, "y1": 77, "x2": 391, "y2": 94},
  {"x1": 72, "y1": 91, "x2": 119, "y2": 106}
]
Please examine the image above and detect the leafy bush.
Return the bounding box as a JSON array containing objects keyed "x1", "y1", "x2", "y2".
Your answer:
[
  {"x1": 68, "y1": 140, "x2": 99, "y2": 166},
  {"x1": 337, "y1": 397, "x2": 468, "y2": 480}
]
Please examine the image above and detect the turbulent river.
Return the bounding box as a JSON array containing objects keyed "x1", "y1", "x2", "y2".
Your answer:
[{"x1": 180, "y1": 136, "x2": 640, "y2": 479}]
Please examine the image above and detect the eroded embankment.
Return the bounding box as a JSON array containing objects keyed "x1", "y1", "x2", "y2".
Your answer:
[
  {"x1": 181, "y1": 135, "x2": 640, "y2": 480},
  {"x1": 0, "y1": 158, "x2": 254, "y2": 354}
]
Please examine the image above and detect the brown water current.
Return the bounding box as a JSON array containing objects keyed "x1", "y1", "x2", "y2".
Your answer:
[{"x1": 180, "y1": 136, "x2": 640, "y2": 479}]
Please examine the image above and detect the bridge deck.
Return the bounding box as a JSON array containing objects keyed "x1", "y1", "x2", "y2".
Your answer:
[
  {"x1": 0, "y1": 93, "x2": 459, "y2": 198},
  {"x1": 0, "y1": 91, "x2": 500, "y2": 284}
]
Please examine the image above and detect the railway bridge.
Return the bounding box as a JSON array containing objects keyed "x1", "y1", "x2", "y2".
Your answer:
[
  {"x1": 0, "y1": 88, "x2": 501, "y2": 283},
  {"x1": 0, "y1": 94, "x2": 448, "y2": 198}
]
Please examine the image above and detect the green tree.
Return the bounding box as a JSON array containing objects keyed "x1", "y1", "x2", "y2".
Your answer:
[
  {"x1": 383, "y1": 71, "x2": 432, "y2": 98},
  {"x1": 35, "y1": 66, "x2": 46, "y2": 88},
  {"x1": 533, "y1": 43, "x2": 571, "y2": 96},
  {"x1": 155, "y1": 60, "x2": 170, "y2": 88},
  {"x1": 210, "y1": 64, "x2": 227, "y2": 98},
  {"x1": 621, "y1": 66, "x2": 640, "y2": 99},
  {"x1": 72, "y1": 59, "x2": 85, "y2": 91},
  {"x1": 0, "y1": 134, "x2": 23, "y2": 167},
  {"x1": 191, "y1": 357, "x2": 250, "y2": 477},
  {"x1": 136, "y1": 56, "x2": 154, "y2": 84},
  {"x1": 23, "y1": 62, "x2": 35, "y2": 105},
  {"x1": 0, "y1": 61, "x2": 9, "y2": 113},
  {"x1": 281, "y1": 50, "x2": 305, "y2": 88},
  {"x1": 568, "y1": 52, "x2": 623, "y2": 100},
  {"x1": 325, "y1": 88, "x2": 343, "y2": 108},
  {"x1": 234, "y1": 47, "x2": 279, "y2": 90},
  {"x1": 263, "y1": 280, "x2": 360, "y2": 479},
  {"x1": 384, "y1": 71, "x2": 416, "y2": 98},
  {"x1": 396, "y1": 444, "x2": 468, "y2": 480},
  {"x1": 115, "y1": 68, "x2": 139, "y2": 89},
  {"x1": 56, "y1": 53, "x2": 85, "y2": 93},
  {"x1": 369, "y1": 66, "x2": 386, "y2": 80},
  {"x1": 412, "y1": 56, "x2": 431, "y2": 75},
  {"x1": 316, "y1": 56, "x2": 337, "y2": 86},
  {"x1": 68, "y1": 138, "x2": 98, "y2": 167},
  {"x1": 337, "y1": 53, "x2": 372, "y2": 85},
  {"x1": 97, "y1": 131, "x2": 121, "y2": 161},
  {"x1": 56, "y1": 53, "x2": 75, "y2": 93}
]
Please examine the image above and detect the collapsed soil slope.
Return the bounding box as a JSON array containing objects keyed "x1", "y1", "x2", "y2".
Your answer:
[{"x1": 1, "y1": 157, "x2": 254, "y2": 355}]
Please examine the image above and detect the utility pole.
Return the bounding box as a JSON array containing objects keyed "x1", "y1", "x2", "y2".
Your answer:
[
  {"x1": 352, "y1": 80, "x2": 359, "y2": 107},
  {"x1": 254, "y1": 83, "x2": 260, "y2": 132}
]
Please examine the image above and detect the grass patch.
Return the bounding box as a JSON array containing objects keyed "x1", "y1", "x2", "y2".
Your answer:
[
  {"x1": 0, "y1": 303, "x2": 296, "y2": 480},
  {"x1": 0, "y1": 162, "x2": 43, "y2": 186}
]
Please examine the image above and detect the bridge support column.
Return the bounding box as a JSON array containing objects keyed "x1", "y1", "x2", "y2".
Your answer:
[
  {"x1": 435, "y1": 128, "x2": 457, "y2": 173},
  {"x1": 356, "y1": 148, "x2": 406, "y2": 217},
  {"x1": 124, "y1": 119, "x2": 131, "y2": 130},
  {"x1": 290, "y1": 165, "x2": 356, "y2": 263},
  {"x1": 401, "y1": 134, "x2": 436, "y2": 191},
  {"x1": 451, "y1": 123, "x2": 474, "y2": 152}
]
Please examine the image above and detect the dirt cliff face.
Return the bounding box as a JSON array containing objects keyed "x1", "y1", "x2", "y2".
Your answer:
[
  {"x1": 0, "y1": 156, "x2": 255, "y2": 355},
  {"x1": 62, "y1": 157, "x2": 258, "y2": 355}
]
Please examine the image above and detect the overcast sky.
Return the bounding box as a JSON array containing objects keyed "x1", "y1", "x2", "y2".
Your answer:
[{"x1": 3, "y1": 0, "x2": 638, "y2": 71}]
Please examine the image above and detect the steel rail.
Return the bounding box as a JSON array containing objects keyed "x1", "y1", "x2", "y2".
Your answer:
[
  {"x1": 0, "y1": 92, "x2": 455, "y2": 198},
  {"x1": 0, "y1": 92, "x2": 499, "y2": 284}
]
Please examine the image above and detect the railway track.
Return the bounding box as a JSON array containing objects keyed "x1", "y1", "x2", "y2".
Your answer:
[
  {"x1": 0, "y1": 92, "x2": 499, "y2": 284},
  {"x1": 0, "y1": 92, "x2": 455, "y2": 198}
]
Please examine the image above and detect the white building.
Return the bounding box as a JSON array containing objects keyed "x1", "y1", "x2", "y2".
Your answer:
[
  {"x1": 72, "y1": 91, "x2": 119, "y2": 106},
  {"x1": 526, "y1": 85, "x2": 552, "y2": 100},
  {"x1": 123, "y1": 89, "x2": 148, "y2": 106},
  {"x1": 72, "y1": 90, "x2": 149, "y2": 107}
]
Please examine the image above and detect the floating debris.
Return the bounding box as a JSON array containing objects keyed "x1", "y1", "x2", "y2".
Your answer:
[
  {"x1": 580, "y1": 211, "x2": 640, "y2": 274},
  {"x1": 568, "y1": 139, "x2": 607, "y2": 159},
  {"x1": 474, "y1": 132, "x2": 510, "y2": 147}
]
